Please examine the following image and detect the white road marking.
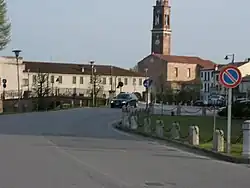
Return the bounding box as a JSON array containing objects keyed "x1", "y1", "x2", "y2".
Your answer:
[
  {"x1": 108, "y1": 120, "x2": 250, "y2": 168},
  {"x1": 44, "y1": 137, "x2": 132, "y2": 188}
]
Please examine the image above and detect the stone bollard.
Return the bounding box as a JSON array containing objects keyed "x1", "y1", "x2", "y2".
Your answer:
[
  {"x1": 212, "y1": 129, "x2": 224, "y2": 152},
  {"x1": 144, "y1": 117, "x2": 151, "y2": 134},
  {"x1": 130, "y1": 115, "x2": 138, "y2": 130},
  {"x1": 80, "y1": 100, "x2": 83, "y2": 107},
  {"x1": 202, "y1": 107, "x2": 206, "y2": 116},
  {"x1": 156, "y1": 120, "x2": 164, "y2": 138},
  {"x1": 176, "y1": 105, "x2": 181, "y2": 115},
  {"x1": 189, "y1": 125, "x2": 199, "y2": 145},
  {"x1": 171, "y1": 122, "x2": 180, "y2": 139},
  {"x1": 242, "y1": 120, "x2": 250, "y2": 158},
  {"x1": 71, "y1": 100, "x2": 74, "y2": 108}
]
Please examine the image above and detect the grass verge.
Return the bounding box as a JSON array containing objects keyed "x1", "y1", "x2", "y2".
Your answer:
[{"x1": 137, "y1": 113, "x2": 244, "y2": 157}]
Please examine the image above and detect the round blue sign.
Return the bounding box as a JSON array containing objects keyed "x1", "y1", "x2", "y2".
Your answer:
[{"x1": 143, "y1": 79, "x2": 152, "y2": 88}]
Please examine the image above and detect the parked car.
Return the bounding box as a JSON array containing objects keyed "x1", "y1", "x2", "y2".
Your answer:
[
  {"x1": 110, "y1": 92, "x2": 138, "y2": 108},
  {"x1": 193, "y1": 100, "x2": 206, "y2": 107}
]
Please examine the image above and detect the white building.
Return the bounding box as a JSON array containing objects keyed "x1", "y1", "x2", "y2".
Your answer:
[{"x1": 0, "y1": 57, "x2": 146, "y2": 99}]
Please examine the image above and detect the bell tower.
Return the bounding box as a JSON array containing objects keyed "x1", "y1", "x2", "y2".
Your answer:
[{"x1": 151, "y1": 0, "x2": 172, "y2": 55}]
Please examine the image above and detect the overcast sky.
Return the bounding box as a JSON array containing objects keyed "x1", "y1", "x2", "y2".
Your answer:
[{"x1": 1, "y1": 0, "x2": 249, "y2": 68}]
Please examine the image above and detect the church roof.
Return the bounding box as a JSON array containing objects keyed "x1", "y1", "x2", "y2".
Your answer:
[{"x1": 152, "y1": 53, "x2": 215, "y2": 68}]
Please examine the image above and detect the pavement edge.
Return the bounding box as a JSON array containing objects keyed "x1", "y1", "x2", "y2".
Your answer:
[{"x1": 112, "y1": 121, "x2": 250, "y2": 165}]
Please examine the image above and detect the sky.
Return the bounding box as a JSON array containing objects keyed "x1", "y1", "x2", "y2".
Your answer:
[{"x1": 1, "y1": 0, "x2": 250, "y2": 68}]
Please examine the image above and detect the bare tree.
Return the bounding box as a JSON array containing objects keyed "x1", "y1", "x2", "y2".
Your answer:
[
  {"x1": 88, "y1": 74, "x2": 104, "y2": 105},
  {"x1": 32, "y1": 71, "x2": 50, "y2": 98}
]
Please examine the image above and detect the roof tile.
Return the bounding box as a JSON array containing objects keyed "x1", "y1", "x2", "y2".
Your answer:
[
  {"x1": 23, "y1": 61, "x2": 144, "y2": 77},
  {"x1": 152, "y1": 53, "x2": 215, "y2": 68}
]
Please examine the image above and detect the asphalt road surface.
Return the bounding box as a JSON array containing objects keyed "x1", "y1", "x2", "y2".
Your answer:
[{"x1": 0, "y1": 108, "x2": 249, "y2": 188}]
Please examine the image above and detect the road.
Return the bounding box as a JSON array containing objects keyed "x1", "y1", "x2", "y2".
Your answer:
[{"x1": 0, "y1": 108, "x2": 249, "y2": 188}]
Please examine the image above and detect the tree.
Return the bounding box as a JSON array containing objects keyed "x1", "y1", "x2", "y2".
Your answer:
[
  {"x1": 88, "y1": 74, "x2": 104, "y2": 106},
  {"x1": 32, "y1": 72, "x2": 50, "y2": 98},
  {"x1": 32, "y1": 71, "x2": 51, "y2": 110},
  {"x1": 0, "y1": 0, "x2": 11, "y2": 50}
]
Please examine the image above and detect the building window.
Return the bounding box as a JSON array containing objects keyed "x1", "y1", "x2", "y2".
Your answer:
[
  {"x1": 174, "y1": 67, "x2": 178, "y2": 77},
  {"x1": 133, "y1": 78, "x2": 136, "y2": 85},
  {"x1": 207, "y1": 72, "x2": 210, "y2": 81},
  {"x1": 216, "y1": 75, "x2": 219, "y2": 81},
  {"x1": 58, "y1": 76, "x2": 62, "y2": 84},
  {"x1": 23, "y1": 78, "x2": 28, "y2": 86},
  {"x1": 80, "y1": 77, "x2": 83, "y2": 84},
  {"x1": 187, "y1": 68, "x2": 191, "y2": 78},
  {"x1": 139, "y1": 78, "x2": 142, "y2": 85},
  {"x1": 124, "y1": 78, "x2": 128, "y2": 85},
  {"x1": 103, "y1": 77, "x2": 106, "y2": 84},
  {"x1": 201, "y1": 72, "x2": 203, "y2": 78},
  {"x1": 109, "y1": 77, "x2": 112, "y2": 85},
  {"x1": 32, "y1": 75, "x2": 36, "y2": 83},
  {"x1": 72, "y1": 76, "x2": 76, "y2": 84},
  {"x1": 51, "y1": 75, "x2": 54, "y2": 83}
]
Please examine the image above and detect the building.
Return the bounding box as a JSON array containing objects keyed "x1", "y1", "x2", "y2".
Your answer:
[
  {"x1": 138, "y1": 54, "x2": 215, "y2": 91},
  {"x1": 0, "y1": 57, "x2": 146, "y2": 99},
  {"x1": 136, "y1": 0, "x2": 215, "y2": 94}
]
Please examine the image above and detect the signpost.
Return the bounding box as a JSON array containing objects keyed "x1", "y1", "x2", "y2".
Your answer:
[
  {"x1": 143, "y1": 79, "x2": 153, "y2": 108},
  {"x1": 219, "y1": 66, "x2": 242, "y2": 154}
]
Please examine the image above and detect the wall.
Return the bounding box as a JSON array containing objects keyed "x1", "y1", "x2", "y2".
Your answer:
[
  {"x1": 0, "y1": 57, "x2": 25, "y2": 95},
  {"x1": 25, "y1": 72, "x2": 145, "y2": 97},
  {"x1": 167, "y1": 62, "x2": 197, "y2": 82}
]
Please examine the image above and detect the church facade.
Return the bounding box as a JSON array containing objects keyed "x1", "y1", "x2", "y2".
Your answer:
[{"x1": 137, "y1": 0, "x2": 214, "y2": 92}]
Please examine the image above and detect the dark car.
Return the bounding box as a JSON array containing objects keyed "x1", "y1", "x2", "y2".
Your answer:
[{"x1": 110, "y1": 92, "x2": 138, "y2": 108}]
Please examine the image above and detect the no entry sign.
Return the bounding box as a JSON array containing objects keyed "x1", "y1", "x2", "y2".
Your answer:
[{"x1": 219, "y1": 66, "x2": 242, "y2": 88}]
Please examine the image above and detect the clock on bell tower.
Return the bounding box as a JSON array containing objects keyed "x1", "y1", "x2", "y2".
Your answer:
[{"x1": 151, "y1": 0, "x2": 171, "y2": 55}]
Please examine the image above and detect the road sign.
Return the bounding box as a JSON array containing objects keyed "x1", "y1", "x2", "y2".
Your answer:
[
  {"x1": 219, "y1": 66, "x2": 242, "y2": 88},
  {"x1": 143, "y1": 79, "x2": 152, "y2": 88},
  {"x1": 219, "y1": 65, "x2": 242, "y2": 154}
]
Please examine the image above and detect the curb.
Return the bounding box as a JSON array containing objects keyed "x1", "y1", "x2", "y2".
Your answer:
[{"x1": 114, "y1": 122, "x2": 250, "y2": 164}]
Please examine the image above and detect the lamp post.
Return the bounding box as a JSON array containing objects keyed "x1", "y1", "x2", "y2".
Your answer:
[
  {"x1": 27, "y1": 69, "x2": 30, "y2": 93},
  {"x1": 145, "y1": 68, "x2": 148, "y2": 108},
  {"x1": 224, "y1": 53, "x2": 235, "y2": 154},
  {"x1": 90, "y1": 60, "x2": 95, "y2": 107},
  {"x1": 12, "y1": 49, "x2": 21, "y2": 104}
]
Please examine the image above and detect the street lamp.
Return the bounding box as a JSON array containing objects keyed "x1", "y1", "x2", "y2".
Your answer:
[
  {"x1": 12, "y1": 49, "x2": 21, "y2": 104},
  {"x1": 224, "y1": 54, "x2": 235, "y2": 63},
  {"x1": 145, "y1": 68, "x2": 148, "y2": 108},
  {"x1": 90, "y1": 60, "x2": 95, "y2": 107},
  {"x1": 27, "y1": 69, "x2": 30, "y2": 93}
]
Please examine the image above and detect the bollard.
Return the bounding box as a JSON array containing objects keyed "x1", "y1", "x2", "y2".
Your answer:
[
  {"x1": 202, "y1": 107, "x2": 206, "y2": 116},
  {"x1": 130, "y1": 115, "x2": 138, "y2": 130},
  {"x1": 212, "y1": 129, "x2": 224, "y2": 152},
  {"x1": 176, "y1": 105, "x2": 181, "y2": 115},
  {"x1": 156, "y1": 120, "x2": 164, "y2": 138},
  {"x1": 242, "y1": 120, "x2": 250, "y2": 158},
  {"x1": 189, "y1": 125, "x2": 199, "y2": 145},
  {"x1": 171, "y1": 122, "x2": 180, "y2": 139},
  {"x1": 71, "y1": 100, "x2": 74, "y2": 108},
  {"x1": 80, "y1": 100, "x2": 83, "y2": 107}
]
